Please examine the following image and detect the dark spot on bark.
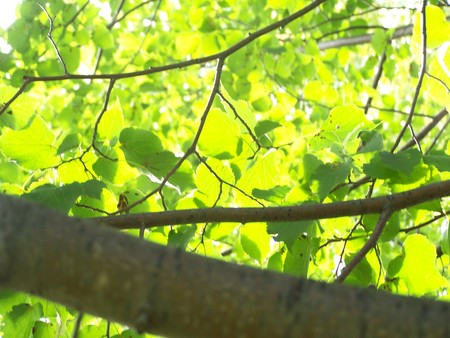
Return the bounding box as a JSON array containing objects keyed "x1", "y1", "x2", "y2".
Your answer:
[{"x1": 284, "y1": 279, "x2": 305, "y2": 311}]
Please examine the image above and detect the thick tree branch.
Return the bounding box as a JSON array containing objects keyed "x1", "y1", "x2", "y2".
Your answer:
[
  {"x1": 97, "y1": 180, "x2": 450, "y2": 229},
  {"x1": 0, "y1": 195, "x2": 449, "y2": 338}
]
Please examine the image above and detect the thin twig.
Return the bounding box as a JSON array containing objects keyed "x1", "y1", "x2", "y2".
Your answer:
[
  {"x1": 364, "y1": 51, "x2": 387, "y2": 115},
  {"x1": 2, "y1": 0, "x2": 327, "y2": 115},
  {"x1": 195, "y1": 151, "x2": 265, "y2": 207},
  {"x1": 37, "y1": 2, "x2": 68, "y2": 75},
  {"x1": 64, "y1": 0, "x2": 89, "y2": 27},
  {"x1": 121, "y1": 0, "x2": 162, "y2": 72},
  {"x1": 391, "y1": 0, "x2": 428, "y2": 153},
  {"x1": 116, "y1": 58, "x2": 226, "y2": 213},
  {"x1": 399, "y1": 108, "x2": 448, "y2": 151},
  {"x1": 93, "y1": 0, "x2": 126, "y2": 73},
  {"x1": 90, "y1": 79, "x2": 118, "y2": 160},
  {"x1": 400, "y1": 209, "x2": 450, "y2": 233}
]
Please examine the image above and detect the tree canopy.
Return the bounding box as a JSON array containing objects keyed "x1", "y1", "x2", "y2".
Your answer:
[{"x1": 0, "y1": 0, "x2": 449, "y2": 337}]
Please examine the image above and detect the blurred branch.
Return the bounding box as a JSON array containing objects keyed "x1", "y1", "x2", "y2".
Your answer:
[{"x1": 318, "y1": 22, "x2": 413, "y2": 50}]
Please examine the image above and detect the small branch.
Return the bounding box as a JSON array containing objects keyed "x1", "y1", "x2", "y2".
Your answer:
[
  {"x1": 391, "y1": 1, "x2": 428, "y2": 153},
  {"x1": 317, "y1": 21, "x2": 413, "y2": 50},
  {"x1": 38, "y1": 2, "x2": 68, "y2": 75},
  {"x1": 335, "y1": 208, "x2": 392, "y2": 283},
  {"x1": 317, "y1": 25, "x2": 386, "y2": 41},
  {"x1": 425, "y1": 115, "x2": 450, "y2": 153},
  {"x1": 93, "y1": 0, "x2": 126, "y2": 74},
  {"x1": 117, "y1": 59, "x2": 226, "y2": 213},
  {"x1": 113, "y1": 0, "x2": 156, "y2": 27},
  {"x1": 108, "y1": 0, "x2": 127, "y2": 29},
  {"x1": 217, "y1": 91, "x2": 262, "y2": 156},
  {"x1": 97, "y1": 179, "x2": 450, "y2": 229},
  {"x1": 400, "y1": 209, "x2": 450, "y2": 233},
  {"x1": 399, "y1": 108, "x2": 448, "y2": 151},
  {"x1": 21, "y1": 0, "x2": 326, "y2": 82},
  {"x1": 64, "y1": 1, "x2": 89, "y2": 27},
  {"x1": 121, "y1": 0, "x2": 162, "y2": 73},
  {"x1": 364, "y1": 51, "x2": 387, "y2": 115},
  {"x1": 0, "y1": 79, "x2": 31, "y2": 115},
  {"x1": 90, "y1": 79, "x2": 119, "y2": 160},
  {"x1": 1, "y1": 0, "x2": 326, "y2": 116},
  {"x1": 194, "y1": 151, "x2": 265, "y2": 207}
]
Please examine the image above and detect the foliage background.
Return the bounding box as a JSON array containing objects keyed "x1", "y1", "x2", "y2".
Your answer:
[{"x1": 0, "y1": 0, "x2": 449, "y2": 337}]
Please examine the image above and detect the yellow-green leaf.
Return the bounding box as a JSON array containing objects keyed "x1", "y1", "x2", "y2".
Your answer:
[
  {"x1": 309, "y1": 104, "x2": 376, "y2": 152},
  {"x1": 97, "y1": 99, "x2": 125, "y2": 142},
  {"x1": 0, "y1": 116, "x2": 58, "y2": 169},
  {"x1": 198, "y1": 108, "x2": 241, "y2": 159},
  {"x1": 399, "y1": 234, "x2": 448, "y2": 296},
  {"x1": 412, "y1": 5, "x2": 450, "y2": 51}
]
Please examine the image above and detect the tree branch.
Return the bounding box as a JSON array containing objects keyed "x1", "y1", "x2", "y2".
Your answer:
[
  {"x1": 317, "y1": 21, "x2": 413, "y2": 50},
  {"x1": 96, "y1": 180, "x2": 450, "y2": 229},
  {"x1": 1, "y1": 195, "x2": 449, "y2": 338},
  {"x1": 336, "y1": 208, "x2": 392, "y2": 283}
]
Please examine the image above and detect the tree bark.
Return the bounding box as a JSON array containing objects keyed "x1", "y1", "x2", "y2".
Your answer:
[{"x1": 0, "y1": 194, "x2": 449, "y2": 338}]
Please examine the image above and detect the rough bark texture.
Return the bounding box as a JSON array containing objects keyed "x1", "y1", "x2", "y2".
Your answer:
[{"x1": 0, "y1": 194, "x2": 449, "y2": 338}]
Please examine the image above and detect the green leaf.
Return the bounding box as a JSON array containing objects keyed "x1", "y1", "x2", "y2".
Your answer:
[
  {"x1": 267, "y1": 220, "x2": 314, "y2": 248},
  {"x1": 363, "y1": 149, "x2": 422, "y2": 180},
  {"x1": 283, "y1": 235, "x2": 312, "y2": 277},
  {"x1": 240, "y1": 223, "x2": 271, "y2": 264},
  {"x1": 267, "y1": 251, "x2": 284, "y2": 272},
  {"x1": 59, "y1": 45, "x2": 81, "y2": 73},
  {"x1": 33, "y1": 320, "x2": 58, "y2": 337},
  {"x1": 252, "y1": 185, "x2": 290, "y2": 204},
  {"x1": 57, "y1": 133, "x2": 81, "y2": 155},
  {"x1": 0, "y1": 115, "x2": 58, "y2": 169},
  {"x1": 168, "y1": 225, "x2": 197, "y2": 250},
  {"x1": 22, "y1": 180, "x2": 106, "y2": 213},
  {"x1": 0, "y1": 85, "x2": 35, "y2": 129},
  {"x1": 254, "y1": 120, "x2": 281, "y2": 138},
  {"x1": 311, "y1": 161, "x2": 351, "y2": 201},
  {"x1": 412, "y1": 5, "x2": 450, "y2": 50},
  {"x1": 399, "y1": 234, "x2": 448, "y2": 296},
  {"x1": 7, "y1": 19, "x2": 30, "y2": 53},
  {"x1": 20, "y1": 1, "x2": 41, "y2": 21},
  {"x1": 344, "y1": 255, "x2": 375, "y2": 286},
  {"x1": 372, "y1": 29, "x2": 387, "y2": 55},
  {"x1": 303, "y1": 80, "x2": 339, "y2": 105},
  {"x1": 309, "y1": 104, "x2": 376, "y2": 153},
  {"x1": 120, "y1": 127, "x2": 178, "y2": 178},
  {"x1": 195, "y1": 159, "x2": 234, "y2": 206},
  {"x1": 237, "y1": 151, "x2": 279, "y2": 202},
  {"x1": 357, "y1": 131, "x2": 383, "y2": 153},
  {"x1": 93, "y1": 25, "x2": 115, "y2": 49},
  {"x1": 175, "y1": 32, "x2": 201, "y2": 55},
  {"x1": 251, "y1": 96, "x2": 272, "y2": 112},
  {"x1": 198, "y1": 108, "x2": 242, "y2": 159},
  {"x1": 0, "y1": 290, "x2": 30, "y2": 314},
  {"x1": 97, "y1": 99, "x2": 125, "y2": 143},
  {"x1": 3, "y1": 303, "x2": 43, "y2": 338},
  {"x1": 423, "y1": 151, "x2": 450, "y2": 172}
]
